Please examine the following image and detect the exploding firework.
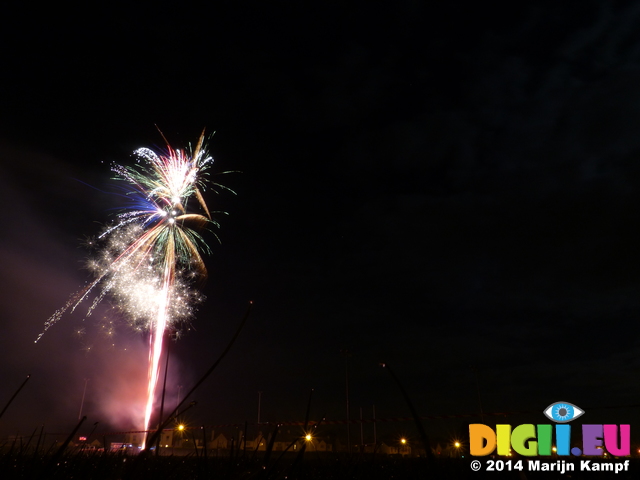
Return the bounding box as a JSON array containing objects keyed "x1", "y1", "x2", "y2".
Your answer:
[{"x1": 38, "y1": 130, "x2": 228, "y2": 447}]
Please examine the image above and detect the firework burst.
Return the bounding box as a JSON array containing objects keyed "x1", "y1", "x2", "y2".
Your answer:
[{"x1": 39, "y1": 130, "x2": 228, "y2": 447}]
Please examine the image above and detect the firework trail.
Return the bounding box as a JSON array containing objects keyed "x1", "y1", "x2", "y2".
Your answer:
[{"x1": 38, "y1": 131, "x2": 228, "y2": 447}]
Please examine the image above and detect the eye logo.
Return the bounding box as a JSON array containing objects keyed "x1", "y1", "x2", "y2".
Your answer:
[{"x1": 543, "y1": 401, "x2": 584, "y2": 423}]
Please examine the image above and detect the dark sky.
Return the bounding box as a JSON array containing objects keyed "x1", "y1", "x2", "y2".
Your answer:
[{"x1": 2, "y1": 1, "x2": 640, "y2": 444}]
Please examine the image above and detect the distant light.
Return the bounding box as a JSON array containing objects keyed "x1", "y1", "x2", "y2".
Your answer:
[
  {"x1": 178, "y1": 424, "x2": 185, "y2": 431},
  {"x1": 305, "y1": 434, "x2": 312, "y2": 441},
  {"x1": 401, "y1": 438, "x2": 407, "y2": 444},
  {"x1": 454, "y1": 442, "x2": 460, "y2": 448},
  {"x1": 552, "y1": 447, "x2": 557, "y2": 452}
]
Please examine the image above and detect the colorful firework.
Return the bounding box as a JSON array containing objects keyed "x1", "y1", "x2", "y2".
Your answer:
[{"x1": 38, "y1": 130, "x2": 228, "y2": 447}]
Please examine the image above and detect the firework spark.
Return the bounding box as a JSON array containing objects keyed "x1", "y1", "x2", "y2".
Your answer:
[{"x1": 39, "y1": 130, "x2": 227, "y2": 447}]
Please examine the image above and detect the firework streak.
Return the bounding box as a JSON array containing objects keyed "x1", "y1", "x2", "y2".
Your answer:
[{"x1": 39, "y1": 131, "x2": 226, "y2": 448}]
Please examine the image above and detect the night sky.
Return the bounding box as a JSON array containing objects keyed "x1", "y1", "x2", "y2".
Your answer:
[{"x1": 2, "y1": 1, "x2": 640, "y2": 444}]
